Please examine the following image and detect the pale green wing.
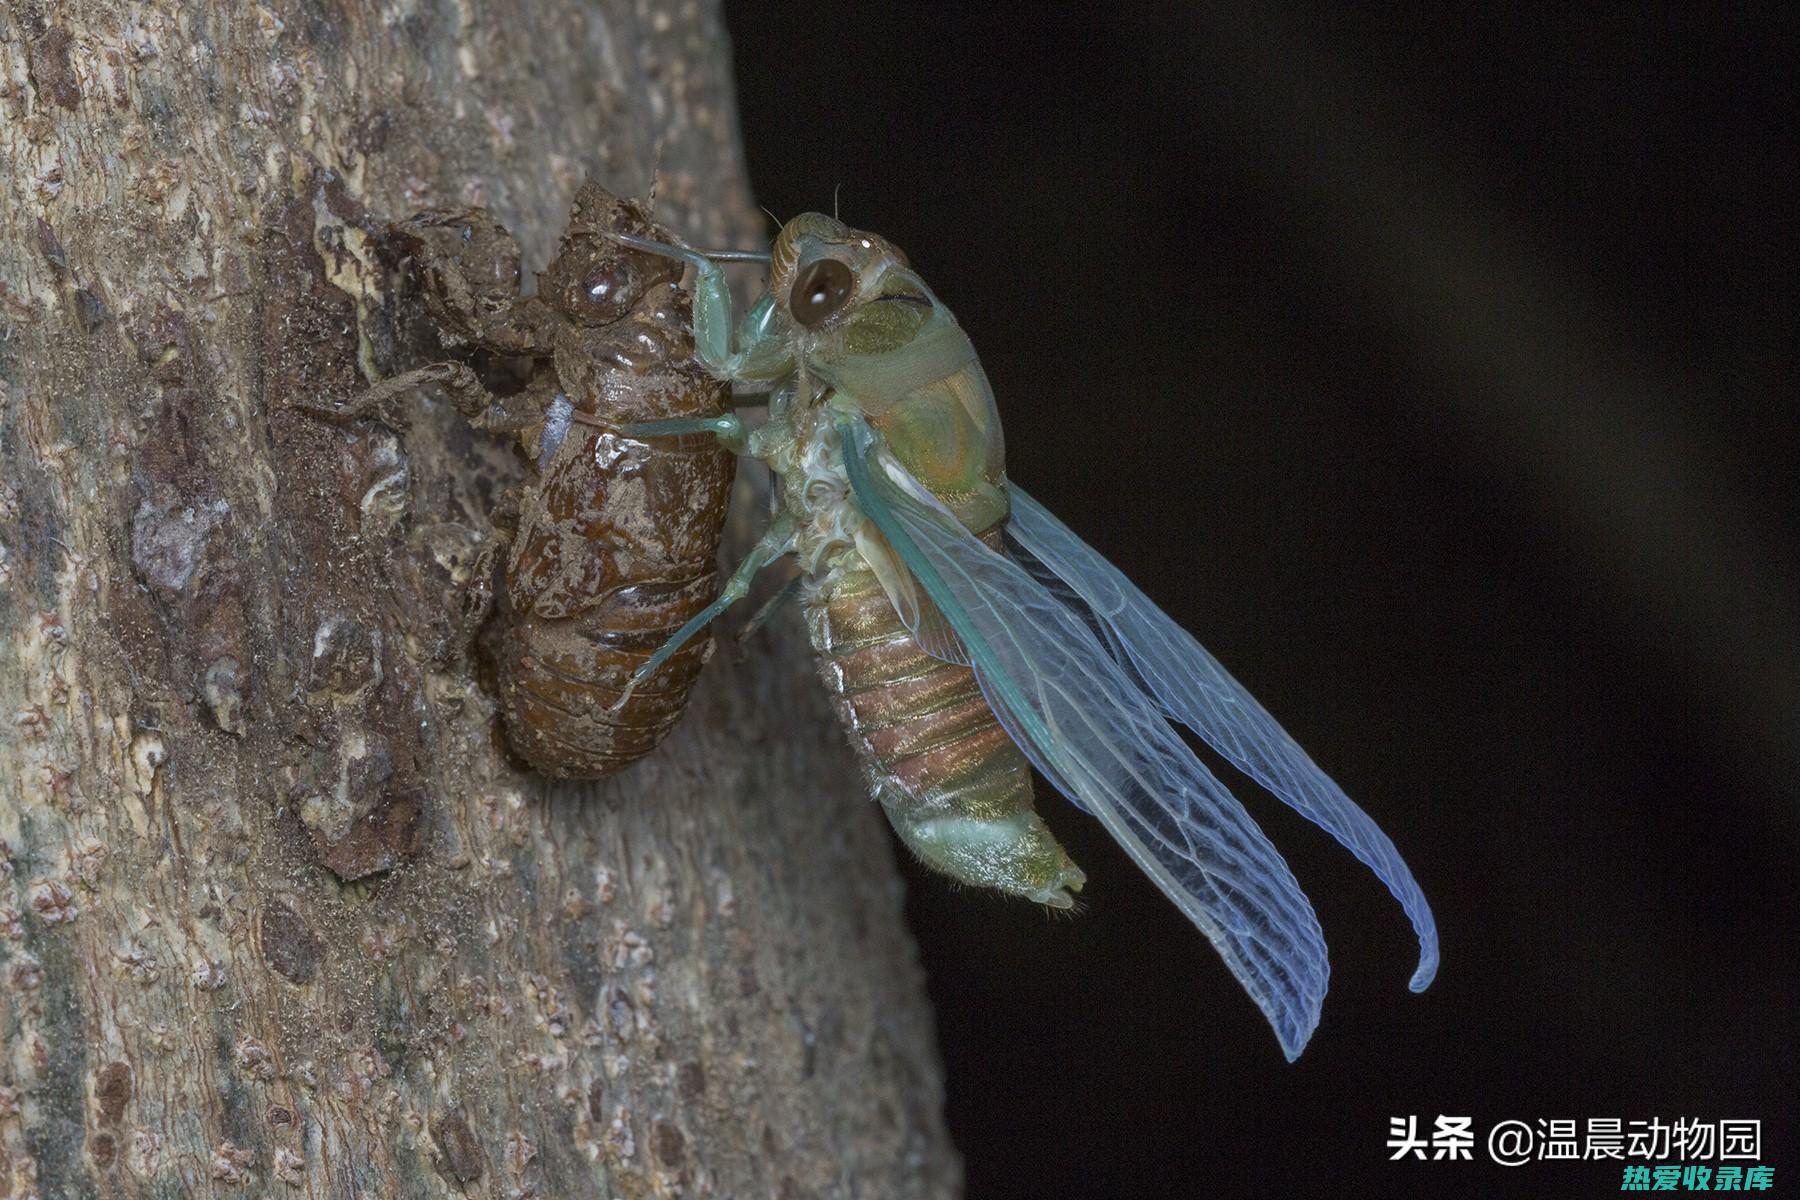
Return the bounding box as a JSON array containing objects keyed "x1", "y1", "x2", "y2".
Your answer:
[
  {"x1": 1005, "y1": 487, "x2": 1439, "y2": 994},
  {"x1": 840, "y1": 416, "x2": 1331, "y2": 1059}
]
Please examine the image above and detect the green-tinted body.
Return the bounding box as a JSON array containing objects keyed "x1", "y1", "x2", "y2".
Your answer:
[
  {"x1": 615, "y1": 212, "x2": 1440, "y2": 1061},
  {"x1": 660, "y1": 213, "x2": 1084, "y2": 907}
]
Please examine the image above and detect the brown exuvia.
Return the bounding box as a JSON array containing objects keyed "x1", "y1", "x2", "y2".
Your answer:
[{"x1": 302, "y1": 183, "x2": 733, "y2": 776}]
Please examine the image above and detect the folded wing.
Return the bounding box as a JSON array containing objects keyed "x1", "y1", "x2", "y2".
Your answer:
[
  {"x1": 1006, "y1": 488, "x2": 1439, "y2": 993},
  {"x1": 840, "y1": 416, "x2": 1332, "y2": 1058}
]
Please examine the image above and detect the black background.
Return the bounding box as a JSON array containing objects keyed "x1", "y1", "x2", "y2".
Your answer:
[{"x1": 722, "y1": 5, "x2": 1796, "y2": 1197}]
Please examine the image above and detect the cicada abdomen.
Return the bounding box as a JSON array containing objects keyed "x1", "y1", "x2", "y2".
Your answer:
[
  {"x1": 485, "y1": 188, "x2": 734, "y2": 777},
  {"x1": 300, "y1": 185, "x2": 732, "y2": 777},
  {"x1": 802, "y1": 551, "x2": 1086, "y2": 907}
]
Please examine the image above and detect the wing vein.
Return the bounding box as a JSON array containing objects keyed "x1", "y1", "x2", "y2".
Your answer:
[
  {"x1": 1006, "y1": 488, "x2": 1439, "y2": 992},
  {"x1": 842, "y1": 416, "x2": 1332, "y2": 1058}
]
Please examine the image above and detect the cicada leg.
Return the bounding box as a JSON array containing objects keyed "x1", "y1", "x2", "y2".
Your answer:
[
  {"x1": 297, "y1": 368, "x2": 544, "y2": 667},
  {"x1": 735, "y1": 572, "x2": 805, "y2": 653},
  {"x1": 292, "y1": 361, "x2": 544, "y2": 437},
  {"x1": 609, "y1": 512, "x2": 798, "y2": 712},
  {"x1": 616, "y1": 413, "x2": 748, "y2": 453}
]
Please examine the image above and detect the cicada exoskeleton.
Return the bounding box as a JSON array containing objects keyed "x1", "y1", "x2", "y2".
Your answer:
[
  {"x1": 305, "y1": 183, "x2": 733, "y2": 778},
  {"x1": 483, "y1": 189, "x2": 734, "y2": 777}
]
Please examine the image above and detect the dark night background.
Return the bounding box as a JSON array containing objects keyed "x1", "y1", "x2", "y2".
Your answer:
[{"x1": 723, "y1": 5, "x2": 1796, "y2": 1198}]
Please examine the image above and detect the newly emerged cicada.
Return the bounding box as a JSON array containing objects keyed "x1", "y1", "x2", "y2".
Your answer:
[
  {"x1": 612, "y1": 214, "x2": 1439, "y2": 1057},
  {"x1": 305, "y1": 184, "x2": 733, "y2": 777}
]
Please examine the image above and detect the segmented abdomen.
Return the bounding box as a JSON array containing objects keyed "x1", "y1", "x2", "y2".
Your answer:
[
  {"x1": 492, "y1": 357, "x2": 733, "y2": 778},
  {"x1": 493, "y1": 569, "x2": 721, "y2": 778},
  {"x1": 803, "y1": 564, "x2": 1032, "y2": 823}
]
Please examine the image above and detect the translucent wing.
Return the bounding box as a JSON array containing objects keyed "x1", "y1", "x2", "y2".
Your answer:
[
  {"x1": 1005, "y1": 488, "x2": 1440, "y2": 993},
  {"x1": 839, "y1": 417, "x2": 1331, "y2": 1059}
]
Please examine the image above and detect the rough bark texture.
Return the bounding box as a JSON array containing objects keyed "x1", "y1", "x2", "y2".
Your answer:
[{"x1": 0, "y1": 3, "x2": 959, "y2": 1197}]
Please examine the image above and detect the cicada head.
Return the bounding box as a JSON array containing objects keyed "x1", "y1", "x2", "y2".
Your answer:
[
  {"x1": 769, "y1": 214, "x2": 935, "y2": 352},
  {"x1": 774, "y1": 214, "x2": 1005, "y2": 532},
  {"x1": 539, "y1": 183, "x2": 686, "y2": 329}
]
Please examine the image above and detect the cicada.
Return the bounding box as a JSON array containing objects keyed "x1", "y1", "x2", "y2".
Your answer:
[
  {"x1": 612, "y1": 214, "x2": 1438, "y2": 1057},
  {"x1": 303, "y1": 184, "x2": 733, "y2": 778}
]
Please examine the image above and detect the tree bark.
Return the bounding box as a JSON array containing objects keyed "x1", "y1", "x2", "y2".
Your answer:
[{"x1": 0, "y1": 3, "x2": 959, "y2": 1197}]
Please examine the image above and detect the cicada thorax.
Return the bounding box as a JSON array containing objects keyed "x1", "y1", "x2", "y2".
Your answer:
[{"x1": 486, "y1": 194, "x2": 734, "y2": 778}]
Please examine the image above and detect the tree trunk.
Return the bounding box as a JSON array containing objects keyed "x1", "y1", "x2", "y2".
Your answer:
[{"x1": 0, "y1": 3, "x2": 959, "y2": 1197}]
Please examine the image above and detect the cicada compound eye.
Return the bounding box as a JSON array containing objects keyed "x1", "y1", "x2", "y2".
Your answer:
[
  {"x1": 789, "y1": 258, "x2": 854, "y2": 328},
  {"x1": 564, "y1": 259, "x2": 635, "y2": 325}
]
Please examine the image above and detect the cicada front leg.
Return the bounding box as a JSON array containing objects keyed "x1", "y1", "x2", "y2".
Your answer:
[
  {"x1": 292, "y1": 361, "x2": 545, "y2": 437},
  {"x1": 605, "y1": 233, "x2": 793, "y2": 385},
  {"x1": 294, "y1": 362, "x2": 549, "y2": 667},
  {"x1": 613, "y1": 413, "x2": 749, "y2": 453}
]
